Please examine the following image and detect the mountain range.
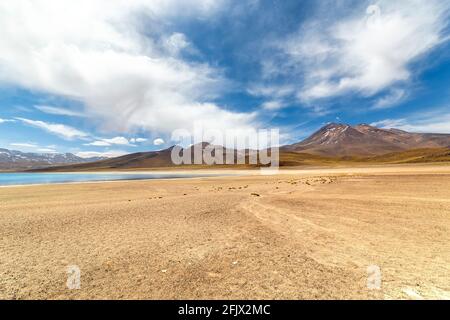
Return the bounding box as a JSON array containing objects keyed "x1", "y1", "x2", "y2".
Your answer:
[
  {"x1": 3, "y1": 123, "x2": 450, "y2": 171},
  {"x1": 0, "y1": 148, "x2": 106, "y2": 170},
  {"x1": 282, "y1": 123, "x2": 450, "y2": 156}
]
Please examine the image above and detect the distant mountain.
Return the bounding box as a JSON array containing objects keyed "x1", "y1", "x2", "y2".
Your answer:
[
  {"x1": 0, "y1": 148, "x2": 106, "y2": 170},
  {"x1": 29, "y1": 143, "x2": 257, "y2": 172},
  {"x1": 21, "y1": 124, "x2": 450, "y2": 172},
  {"x1": 34, "y1": 147, "x2": 177, "y2": 171},
  {"x1": 282, "y1": 123, "x2": 450, "y2": 156}
]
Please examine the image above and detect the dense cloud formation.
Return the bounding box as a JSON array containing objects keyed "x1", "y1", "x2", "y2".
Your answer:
[{"x1": 0, "y1": 0, "x2": 256, "y2": 136}]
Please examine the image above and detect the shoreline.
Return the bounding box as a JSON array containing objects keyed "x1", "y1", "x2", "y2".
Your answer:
[
  {"x1": 1, "y1": 163, "x2": 450, "y2": 188},
  {"x1": 0, "y1": 172, "x2": 243, "y2": 188}
]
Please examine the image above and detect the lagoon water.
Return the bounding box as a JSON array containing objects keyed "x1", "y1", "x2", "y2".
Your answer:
[{"x1": 0, "y1": 172, "x2": 220, "y2": 186}]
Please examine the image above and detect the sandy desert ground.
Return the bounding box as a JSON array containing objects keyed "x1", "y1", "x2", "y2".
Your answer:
[{"x1": 0, "y1": 164, "x2": 449, "y2": 300}]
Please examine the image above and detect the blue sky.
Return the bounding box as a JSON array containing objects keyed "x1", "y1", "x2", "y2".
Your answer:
[{"x1": 0, "y1": 0, "x2": 449, "y2": 157}]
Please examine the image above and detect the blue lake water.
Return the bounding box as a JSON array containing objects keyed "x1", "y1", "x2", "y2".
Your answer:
[{"x1": 0, "y1": 172, "x2": 222, "y2": 186}]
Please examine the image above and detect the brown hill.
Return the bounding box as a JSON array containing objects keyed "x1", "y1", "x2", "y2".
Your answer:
[
  {"x1": 30, "y1": 147, "x2": 176, "y2": 172},
  {"x1": 28, "y1": 124, "x2": 450, "y2": 171},
  {"x1": 29, "y1": 143, "x2": 260, "y2": 172},
  {"x1": 362, "y1": 147, "x2": 450, "y2": 164},
  {"x1": 282, "y1": 123, "x2": 450, "y2": 156}
]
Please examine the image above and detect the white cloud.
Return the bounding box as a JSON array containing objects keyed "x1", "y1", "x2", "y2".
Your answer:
[
  {"x1": 163, "y1": 33, "x2": 193, "y2": 56},
  {"x1": 84, "y1": 141, "x2": 111, "y2": 147},
  {"x1": 0, "y1": 0, "x2": 256, "y2": 137},
  {"x1": 373, "y1": 89, "x2": 407, "y2": 109},
  {"x1": 10, "y1": 142, "x2": 38, "y2": 148},
  {"x1": 372, "y1": 109, "x2": 450, "y2": 133},
  {"x1": 34, "y1": 105, "x2": 85, "y2": 117},
  {"x1": 247, "y1": 84, "x2": 295, "y2": 99},
  {"x1": 75, "y1": 150, "x2": 127, "y2": 159},
  {"x1": 371, "y1": 119, "x2": 409, "y2": 129},
  {"x1": 15, "y1": 117, "x2": 89, "y2": 140},
  {"x1": 100, "y1": 137, "x2": 131, "y2": 145},
  {"x1": 261, "y1": 100, "x2": 285, "y2": 111},
  {"x1": 0, "y1": 118, "x2": 15, "y2": 123},
  {"x1": 37, "y1": 148, "x2": 57, "y2": 153},
  {"x1": 153, "y1": 138, "x2": 165, "y2": 146},
  {"x1": 278, "y1": 0, "x2": 449, "y2": 102},
  {"x1": 85, "y1": 136, "x2": 133, "y2": 146},
  {"x1": 130, "y1": 138, "x2": 148, "y2": 143}
]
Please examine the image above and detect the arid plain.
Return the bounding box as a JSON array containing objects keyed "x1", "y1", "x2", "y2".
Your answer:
[{"x1": 1, "y1": 164, "x2": 449, "y2": 300}]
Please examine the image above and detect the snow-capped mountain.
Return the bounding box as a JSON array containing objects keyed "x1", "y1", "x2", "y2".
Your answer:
[
  {"x1": 0, "y1": 148, "x2": 106, "y2": 170},
  {"x1": 283, "y1": 123, "x2": 450, "y2": 156}
]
